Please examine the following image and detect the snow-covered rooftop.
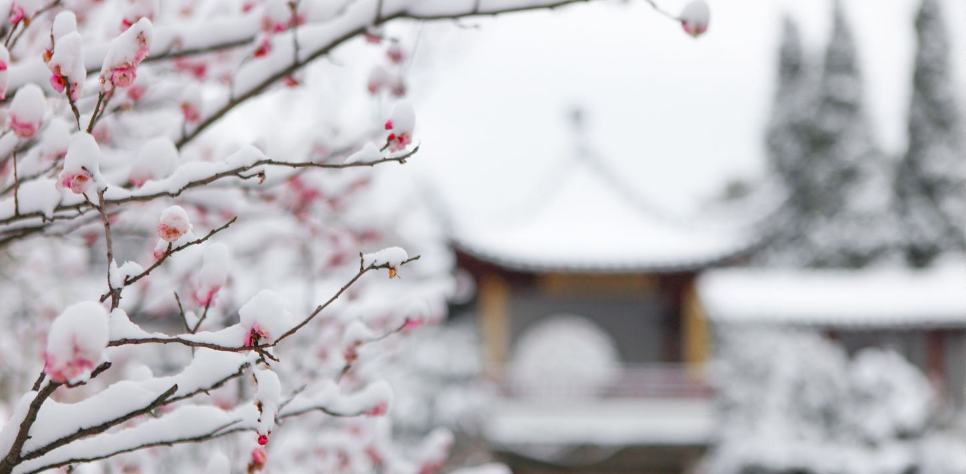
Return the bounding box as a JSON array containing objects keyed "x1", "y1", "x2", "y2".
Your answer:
[
  {"x1": 446, "y1": 155, "x2": 758, "y2": 273},
  {"x1": 697, "y1": 261, "x2": 966, "y2": 328}
]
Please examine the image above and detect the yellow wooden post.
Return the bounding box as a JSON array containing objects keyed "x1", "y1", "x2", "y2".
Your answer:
[
  {"x1": 682, "y1": 282, "x2": 710, "y2": 374},
  {"x1": 478, "y1": 274, "x2": 509, "y2": 376}
]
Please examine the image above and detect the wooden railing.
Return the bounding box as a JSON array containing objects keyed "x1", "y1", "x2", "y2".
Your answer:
[{"x1": 489, "y1": 363, "x2": 713, "y2": 400}]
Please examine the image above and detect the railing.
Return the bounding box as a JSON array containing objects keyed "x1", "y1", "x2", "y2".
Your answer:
[{"x1": 489, "y1": 363, "x2": 714, "y2": 400}]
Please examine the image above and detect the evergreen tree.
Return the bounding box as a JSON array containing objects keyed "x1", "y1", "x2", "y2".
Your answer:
[
  {"x1": 894, "y1": 0, "x2": 966, "y2": 267},
  {"x1": 755, "y1": 18, "x2": 813, "y2": 266},
  {"x1": 761, "y1": 2, "x2": 896, "y2": 268}
]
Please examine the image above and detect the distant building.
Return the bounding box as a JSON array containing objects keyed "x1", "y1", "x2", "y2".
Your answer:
[
  {"x1": 442, "y1": 134, "x2": 758, "y2": 473},
  {"x1": 696, "y1": 262, "x2": 966, "y2": 408}
]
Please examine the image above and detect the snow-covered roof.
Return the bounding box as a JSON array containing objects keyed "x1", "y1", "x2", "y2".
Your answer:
[
  {"x1": 446, "y1": 157, "x2": 759, "y2": 274},
  {"x1": 697, "y1": 261, "x2": 966, "y2": 329}
]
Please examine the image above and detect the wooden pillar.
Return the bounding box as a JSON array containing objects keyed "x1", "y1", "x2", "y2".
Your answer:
[
  {"x1": 478, "y1": 274, "x2": 510, "y2": 376},
  {"x1": 682, "y1": 283, "x2": 709, "y2": 373}
]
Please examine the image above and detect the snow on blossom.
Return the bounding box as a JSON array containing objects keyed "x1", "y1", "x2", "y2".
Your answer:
[
  {"x1": 15, "y1": 179, "x2": 61, "y2": 218},
  {"x1": 345, "y1": 143, "x2": 382, "y2": 164},
  {"x1": 180, "y1": 83, "x2": 202, "y2": 123},
  {"x1": 239, "y1": 289, "x2": 295, "y2": 345},
  {"x1": 386, "y1": 44, "x2": 405, "y2": 64},
  {"x1": 100, "y1": 18, "x2": 153, "y2": 92},
  {"x1": 362, "y1": 246, "x2": 408, "y2": 278},
  {"x1": 250, "y1": 447, "x2": 267, "y2": 470},
  {"x1": 262, "y1": 0, "x2": 290, "y2": 33},
  {"x1": 44, "y1": 301, "x2": 110, "y2": 385},
  {"x1": 8, "y1": 84, "x2": 46, "y2": 139},
  {"x1": 416, "y1": 428, "x2": 454, "y2": 474},
  {"x1": 385, "y1": 101, "x2": 415, "y2": 152},
  {"x1": 51, "y1": 10, "x2": 77, "y2": 39},
  {"x1": 157, "y1": 205, "x2": 192, "y2": 242},
  {"x1": 109, "y1": 260, "x2": 144, "y2": 289},
  {"x1": 8, "y1": 0, "x2": 39, "y2": 25},
  {"x1": 253, "y1": 367, "x2": 281, "y2": 440},
  {"x1": 679, "y1": 0, "x2": 710, "y2": 38},
  {"x1": 57, "y1": 133, "x2": 101, "y2": 195},
  {"x1": 195, "y1": 242, "x2": 231, "y2": 306},
  {"x1": 367, "y1": 66, "x2": 390, "y2": 94},
  {"x1": 152, "y1": 237, "x2": 168, "y2": 260},
  {"x1": 0, "y1": 45, "x2": 9, "y2": 100},
  {"x1": 121, "y1": 0, "x2": 158, "y2": 30},
  {"x1": 40, "y1": 117, "x2": 70, "y2": 160},
  {"x1": 49, "y1": 32, "x2": 87, "y2": 101},
  {"x1": 206, "y1": 452, "x2": 231, "y2": 474},
  {"x1": 129, "y1": 137, "x2": 178, "y2": 186}
]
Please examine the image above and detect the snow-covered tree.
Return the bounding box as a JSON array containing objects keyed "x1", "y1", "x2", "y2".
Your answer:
[
  {"x1": 894, "y1": 0, "x2": 965, "y2": 268},
  {"x1": 0, "y1": 1, "x2": 707, "y2": 474},
  {"x1": 759, "y1": 3, "x2": 897, "y2": 268},
  {"x1": 707, "y1": 329, "x2": 964, "y2": 474}
]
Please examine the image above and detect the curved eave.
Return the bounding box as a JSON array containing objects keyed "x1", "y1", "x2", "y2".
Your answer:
[{"x1": 453, "y1": 234, "x2": 764, "y2": 275}]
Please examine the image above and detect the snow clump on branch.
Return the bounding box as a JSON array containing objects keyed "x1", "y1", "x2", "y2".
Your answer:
[
  {"x1": 680, "y1": 0, "x2": 710, "y2": 38},
  {"x1": 8, "y1": 83, "x2": 46, "y2": 139},
  {"x1": 240, "y1": 289, "x2": 295, "y2": 345},
  {"x1": 43, "y1": 301, "x2": 110, "y2": 384}
]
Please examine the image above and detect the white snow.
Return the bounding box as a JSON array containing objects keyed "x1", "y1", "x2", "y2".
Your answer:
[
  {"x1": 0, "y1": 392, "x2": 37, "y2": 457},
  {"x1": 129, "y1": 137, "x2": 178, "y2": 186},
  {"x1": 238, "y1": 290, "x2": 295, "y2": 344},
  {"x1": 253, "y1": 368, "x2": 281, "y2": 436},
  {"x1": 679, "y1": 0, "x2": 710, "y2": 37},
  {"x1": 388, "y1": 100, "x2": 416, "y2": 135},
  {"x1": 15, "y1": 179, "x2": 61, "y2": 219},
  {"x1": 44, "y1": 301, "x2": 110, "y2": 385},
  {"x1": 100, "y1": 18, "x2": 153, "y2": 91},
  {"x1": 49, "y1": 31, "x2": 87, "y2": 94},
  {"x1": 448, "y1": 157, "x2": 755, "y2": 272},
  {"x1": 51, "y1": 11, "x2": 77, "y2": 40},
  {"x1": 345, "y1": 142, "x2": 382, "y2": 164},
  {"x1": 362, "y1": 247, "x2": 408, "y2": 268},
  {"x1": 59, "y1": 133, "x2": 101, "y2": 195},
  {"x1": 205, "y1": 452, "x2": 231, "y2": 474},
  {"x1": 7, "y1": 84, "x2": 45, "y2": 138},
  {"x1": 451, "y1": 464, "x2": 512, "y2": 474},
  {"x1": 198, "y1": 242, "x2": 231, "y2": 293},
  {"x1": 697, "y1": 260, "x2": 966, "y2": 328},
  {"x1": 40, "y1": 118, "x2": 70, "y2": 159},
  {"x1": 109, "y1": 260, "x2": 144, "y2": 289},
  {"x1": 224, "y1": 145, "x2": 267, "y2": 168}
]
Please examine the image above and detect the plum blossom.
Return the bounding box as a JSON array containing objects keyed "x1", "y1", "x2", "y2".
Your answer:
[
  {"x1": 100, "y1": 18, "x2": 153, "y2": 92},
  {"x1": 195, "y1": 243, "x2": 231, "y2": 306},
  {"x1": 0, "y1": 45, "x2": 9, "y2": 100},
  {"x1": 261, "y1": 0, "x2": 290, "y2": 33},
  {"x1": 7, "y1": 84, "x2": 46, "y2": 139},
  {"x1": 239, "y1": 289, "x2": 295, "y2": 346},
  {"x1": 180, "y1": 84, "x2": 202, "y2": 123},
  {"x1": 384, "y1": 102, "x2": 416, "y2": 152},
  {"x1": 679, "y1": 0, "x2": 710, "y2": 38},
  {"x1": 121, "y1": 0, "x2": 158, "y2": 31},
  {"x1": 43, "y1": 301, "x2": 109, "y2": 384},
  {"x1": 57, "y1": 133, "x2": 101, "y2": 195},
  {"x1": 157, "y1": 205, "x2": 192, "y2": 242},
  {"x1": 387, "y1": 44, "x2": 405, "y2": 64},
  {"x1": 250, "y1": 447, "x2": 267, "y2": 471},
  {"x1": 48, "y1": 31, "x2": 87, "y2": 101},
  {"x1": 367, "y1": 66, "x2": 390, "y2": 94},
  {"x1": 253, "y1": 368, "x2": 281, "y2": 442}
]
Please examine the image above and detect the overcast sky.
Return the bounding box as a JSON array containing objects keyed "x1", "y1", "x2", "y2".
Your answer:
[{"x1": 404, "y1": 0, "x2": 966, "y2": 217}]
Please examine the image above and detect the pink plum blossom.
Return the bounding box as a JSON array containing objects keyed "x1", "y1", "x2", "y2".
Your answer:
[{"x1": 157, "y1": 205, "x2": 192, "y2": 242}]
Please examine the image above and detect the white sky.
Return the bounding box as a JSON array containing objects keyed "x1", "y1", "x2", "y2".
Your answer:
[{"x1": 404, "y1": 0, "x2": 966, "y2": 216}]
